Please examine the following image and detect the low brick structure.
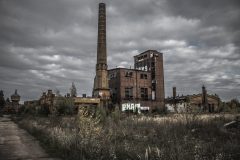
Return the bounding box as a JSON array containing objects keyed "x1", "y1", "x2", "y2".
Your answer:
[{"x1": 165, "y1": 86, "x2": 220, "y2": 113}]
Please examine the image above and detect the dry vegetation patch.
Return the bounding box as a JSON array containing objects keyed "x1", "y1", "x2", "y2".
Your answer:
[{"x1": 16, "y1": 112, "x2": 240, "y2": 160}]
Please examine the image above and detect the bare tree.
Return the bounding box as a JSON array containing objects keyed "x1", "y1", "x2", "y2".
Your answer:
[{"x1": 70, "y1": 82, "x2": 77, "y2": 97}]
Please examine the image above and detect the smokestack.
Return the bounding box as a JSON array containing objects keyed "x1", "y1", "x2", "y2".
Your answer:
[
  {"x1": 202, "y1": 85, "x2": 208, "y2": 110},
  {"x1": 173, "y1": 87, "x2": 176, "y2": 98},
  {"x1": 97, "y1": 3, "x2": 107, "y2": 65},
  {"x1": 93, "y1": 3, "x2": 110, "y2": 101}
]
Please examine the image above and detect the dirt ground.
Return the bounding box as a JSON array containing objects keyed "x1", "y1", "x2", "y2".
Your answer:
[{"x1": 0, "y1": 115, "x2": 60, "y2": 160}]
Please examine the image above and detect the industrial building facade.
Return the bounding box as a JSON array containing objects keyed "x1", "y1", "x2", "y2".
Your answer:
[{"x1": 108, "y1": 50, "x2": 165, "y2": 112}]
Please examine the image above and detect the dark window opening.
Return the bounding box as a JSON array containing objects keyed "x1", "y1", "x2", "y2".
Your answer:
[
  {"x1": 198, "y1": 103, "x2": 201, "y2": 108},
  {"x1": 125, "y1": 87, "x2": 133, "y2": 100},
  {"x1": 125, "y1": 71, "x2": 133, "y2": 77},
  {"x1": 141, "y1": 88, "x2": 148, "y2": 100},
  {"x1": 152, "y1": 83, "x2": 156, "y2": 91},
  {"x1": 109, "y1": 73, "x2": 116, "y2": 79},
  {"x1": 140, "y1": 74, "x2": 148, "y2": 79}
]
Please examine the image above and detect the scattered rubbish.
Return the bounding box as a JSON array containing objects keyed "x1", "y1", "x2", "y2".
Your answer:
[{"x1": 222, "y1": 116, "x2": 240, "y2": 134}]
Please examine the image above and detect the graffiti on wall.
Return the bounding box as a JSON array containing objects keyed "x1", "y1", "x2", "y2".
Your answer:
[{"x1": 122, "y1": 103, "x2": 149, "y2": 113}]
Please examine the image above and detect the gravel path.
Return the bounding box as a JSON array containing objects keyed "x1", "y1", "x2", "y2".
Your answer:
[{"x1": 0, "y1": 115, "x2": 60, "y2": 160}]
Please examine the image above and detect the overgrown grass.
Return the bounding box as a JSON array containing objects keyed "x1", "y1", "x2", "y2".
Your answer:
[{"x1": 16, "y1": 111, "x2": 240, "y2": 160}]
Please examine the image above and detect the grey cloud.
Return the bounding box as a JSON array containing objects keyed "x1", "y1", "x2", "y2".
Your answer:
[{"x1": 0, "y1": 0, "x2": 239, "y2": 102}]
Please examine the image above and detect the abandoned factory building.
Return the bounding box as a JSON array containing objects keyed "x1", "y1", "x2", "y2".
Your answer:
[
  {"x1": 108, "y1": 50, "x2": 165, "y2": 112},
  {"x1": 92, "y1": 3, "x2": 165, "y2": 112},
  {"x1": 165, "y1": 86, "x2": 220, "y2": 113}
]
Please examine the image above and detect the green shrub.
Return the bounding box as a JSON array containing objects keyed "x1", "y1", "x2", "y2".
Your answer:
[
  {"x1": 153, "y1": 106, "x2": 168, "y2": 115},
  {"x1": 24, "y1": 105, "x2": 37, "y2": 115},
  {"x1": 37, "y1": 105, "x2": 50, "y2": 116},
  {"x1": 55, "y1": 97, "x2": 75, "y2": 115}
]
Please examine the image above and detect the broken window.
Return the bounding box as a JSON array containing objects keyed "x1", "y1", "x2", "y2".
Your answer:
[
  {"x1": 125, "y1": 87, "x2": 133, "y2": 100},
  {"x1": 109, "y1": 73, "x2": 116, "y2": 79},
  {"x1": 140, "y1": 74, "x2": 148, "y2": 79},
  {"x1": 140, "y1": 88, "x2": 148, "y2": 100},
  {"x1": 125, "y1": 71, "x2": 133, "y2": 77}
]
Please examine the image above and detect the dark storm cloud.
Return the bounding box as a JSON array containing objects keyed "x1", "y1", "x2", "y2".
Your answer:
[
  {"x1": 165, "y1": 0, "x2": 240, "y2": 48},
  {"x1": 0, "y1": 0, "x2": 98, "y2": 100},
  {"x1": 0, "y1": 0, "x2": 239, "y2": 102}
]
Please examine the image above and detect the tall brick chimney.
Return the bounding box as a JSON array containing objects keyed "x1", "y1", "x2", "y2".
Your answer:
[
  {"x1": 173, "y1": 86, "x2": 176, "y2": 98},
  {"x1": 202, "y1": 85, "x2": 208, "y2": 110},
  {"x1": 93, "y1": 3, "x2": 110, "y2": 103},
  {"x1": 97, "y1": 3, "x2": 107, "y2": 66}
]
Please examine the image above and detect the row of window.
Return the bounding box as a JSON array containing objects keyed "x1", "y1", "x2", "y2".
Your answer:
[
  {"x1": 125, "y1": 72, "x2": 148, "y2": 79},
  {"x1": 137, "y1": 54, "x2": 148, "y2": 61},
  {"x1": 135, "y1": 61, "x2": 155, "y2": 70},
  {"x1": 109, "y1": 72, "x2": 149, "y2": 79},
  {"x1": 125, "y1": 87, "x2": 149, "y2": 100}
]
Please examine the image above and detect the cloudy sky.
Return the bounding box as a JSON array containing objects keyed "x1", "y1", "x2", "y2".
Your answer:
[{"x1": 0, "y1": 0, "x2": 239, "y2": 102}]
